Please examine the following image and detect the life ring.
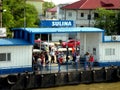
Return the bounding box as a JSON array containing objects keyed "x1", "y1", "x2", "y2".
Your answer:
[{"x1": 117, "y1": 69, "x2": 120, "y2": 79}]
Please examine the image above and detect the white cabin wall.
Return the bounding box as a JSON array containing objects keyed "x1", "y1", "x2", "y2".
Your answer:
[
  {"x1": 52, "y1": 33, "x2": 68, "y2": 41},
  {"x1": 99, "y1": 43, "x2": 120, "y2": 62},
  {"x1": 0, "y1": 45, "x2": 33, "y2": 68},
  {"x1": 78, "y1": 33, "x2": 102, "y2": 61}
]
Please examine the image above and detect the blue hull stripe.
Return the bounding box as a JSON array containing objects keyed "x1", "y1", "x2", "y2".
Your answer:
[
  {"x1": 0, "y1": 67, "x2": 32, "y2": 75},
  {"x1": 97, "y1": 62, "x2": 120, "y2": 67}
]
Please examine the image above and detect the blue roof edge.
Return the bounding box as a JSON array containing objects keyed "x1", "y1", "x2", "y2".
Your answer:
[
  {"x1": 0, "y1": 38, "x2": 32, "y2": 46},
  {"x1": 12, "y1": 27, "x2": 105, "y2": 33}
]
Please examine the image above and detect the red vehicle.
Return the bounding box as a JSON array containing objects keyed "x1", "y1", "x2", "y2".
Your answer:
[
  {"x1": 34, "y1": 39, "x2": 42, "y2": 43},
  {"x1": 61, "y1": 39, "x2": 80, "y2": 48},
  {"x1": 34, "y1": 39, "x2": 44, "y2": 49}
]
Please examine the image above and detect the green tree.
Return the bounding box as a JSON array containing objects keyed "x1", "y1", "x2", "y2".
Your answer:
[
  {"x1": 95, "y1": 8, "x2": 116, "y2": 35},
  {"x1": 43, "y1": 1, "x2": 55, "y2": 16},
  {"x1": 114, "y1": 11, "x2": 120, "y2": 35},
  {"x1": 2, "y1": 0, "x2": 39, "y2": 37}
]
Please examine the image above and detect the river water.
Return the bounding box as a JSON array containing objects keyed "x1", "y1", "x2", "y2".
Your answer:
[{"x1": 33, "y1": 82, "x2": 120, "y2": 90}]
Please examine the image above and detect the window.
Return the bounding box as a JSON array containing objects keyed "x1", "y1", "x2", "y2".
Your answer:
[
  {"x1": 93, "y1": 48, "x2": 96, "y2": 55},
  {"x1": 68, "y1": 12, "x2": 72, "y2": 17},
  {"x1": 94, "y1": 13, "x2": 99, "y2": 18},
  {"x1": 59, "y1": 10, "x2": 64, "y2": 15},
  {"x1": 7, "y1": 53, "x2": 11, "y2": 61},
  {"x1": 0, "y1": 53, "x2": 11, "y2": 61},
  {"x1": 88, "y1": 14, "x2": 91, "y2": 20},
  {"x1": 81, "y1": 13, "x2": 84, "y2": 17},
  {"x1": 105, "y1": 48, "x2": 115, "y2": 55},
  {"x1": 51, "y1": 12, "x2": 55, "y2": 15},
  {"x1": 0, "y1": 53, "x2": 6, "y2": 61}
]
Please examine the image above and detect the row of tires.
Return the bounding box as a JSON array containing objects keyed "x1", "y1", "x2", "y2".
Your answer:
[{"x1": 0, "y1": 66, "x2": 120, "y2": 90}]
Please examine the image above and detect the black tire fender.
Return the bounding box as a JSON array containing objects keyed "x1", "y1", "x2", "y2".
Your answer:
[
  {"x1": 7, "y1": 75, "x2": 17, "y2": 85},
  {"x1": 117, "y1": 69, "x2": 120, "y2": 79}
]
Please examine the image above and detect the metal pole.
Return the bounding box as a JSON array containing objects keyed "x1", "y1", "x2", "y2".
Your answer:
[
  {"x1": 24, "y1": 0, "x2": 26, "y2": 28},
  {"x1": 75, "y1": 33, "x2": 77, "y2": 51},
  {"x1": 0, "y1": 0, "x2": 2, "y2": 27},
  {"x1": 75, "y1": 33, "x2": 78, "y2": 71},
  {"x1": 0, "y1": 9, "x2": 2, "y2": 28},
  {"x1": 48, "y1": 34, "x2": 51, "y2": 73},
  {"x1": 40, "y1": 34, "x2": 41, "y2": 50},
  {"x1": 88, "y1": 10, "x2": 91, "y2": 27},
  {"x1": 66, "y1": 46, "x2": 69, "y2": 72}
]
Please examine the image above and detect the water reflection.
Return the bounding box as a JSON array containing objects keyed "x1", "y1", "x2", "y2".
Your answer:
[{"x1": 33, "y1": 82, "x2": 120, "y2": 90}]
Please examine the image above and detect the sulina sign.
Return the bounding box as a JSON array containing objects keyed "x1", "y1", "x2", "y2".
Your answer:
[{"x1": 40, "y1": 20, "x2": 74, "y2": 27}]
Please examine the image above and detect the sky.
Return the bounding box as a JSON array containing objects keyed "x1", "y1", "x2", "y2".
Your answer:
[{"x1": 44, "y1": 0, "x2": 80, "y2": 5}]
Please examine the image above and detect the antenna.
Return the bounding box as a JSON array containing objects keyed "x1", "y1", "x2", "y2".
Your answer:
[{"x1": 0, "y1": 0, "x2": 2, "y2": 27}]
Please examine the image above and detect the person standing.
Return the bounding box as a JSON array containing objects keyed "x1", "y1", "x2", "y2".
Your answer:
[
  {"x1": 72, "y1": 47, "x2": 75, "y2": 54},
  {"x1": 89, "y1": 54, "x2": 94, "y2": 70},
  {"x1": 75, "y1": 52, "x2": 80, "y2": 71},
  {"x1": 37, "y1": 56, "x2": 42, "y2": 71},
  {"x1": 55, "y1": 50, "x2": 59, "y2": 64},
  {"x1": 40, "y1": 52, "x2": 45, "y2": 71},
  {"x1": 44, "y1": 51, "x2": 49, "y2": 71},
  {"x1": 72, "y1": 52, "x2": 76, "y2": 62},
  {"x1": 57, "y1": 52, "x2": 63, "y2": 72},
  {"x1": 50, "y1": 49, "x2": 55, "y2": 63},
  {"x1": 84, "y1": 52, "x2": 89, "y2": 70}
]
